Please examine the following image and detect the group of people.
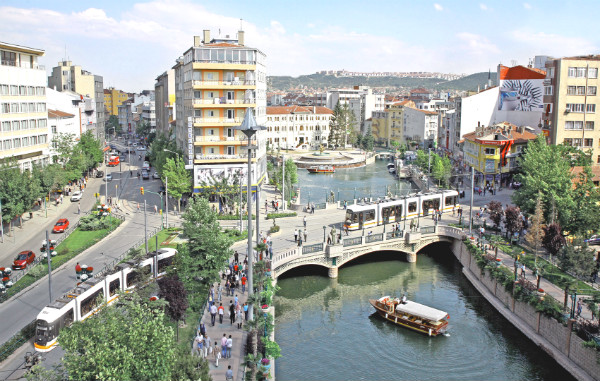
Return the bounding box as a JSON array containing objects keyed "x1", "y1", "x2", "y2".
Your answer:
[{"x1": 192, "y1": 323, "x2": 235, "y2": 371}]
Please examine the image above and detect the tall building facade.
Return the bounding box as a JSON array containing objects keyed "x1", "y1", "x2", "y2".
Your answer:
[
  {"x1": 326, "y1": 86, "x2": 384, "y2": 133},
  {"x1": 265, "y1": 106, "x2": 332, "y2": 150},
  {"x1": 173, "y1": 30, "x2": 267, "y2": 193},
  {"x1": 155, "y1": 69, "x2": 175, "y2": 137},
  {"x1": 48, "y1": 60, "x2": 105, "y2": 141},
  {"x1": 104, "y1": 87, "x2": 130, "y2": 116},
  {"x1": 0, "y1": 41, "x2": 50, "y2": 170},
  {"x1": 543, "y1": 56, "x2": 600, "y2": 162}
]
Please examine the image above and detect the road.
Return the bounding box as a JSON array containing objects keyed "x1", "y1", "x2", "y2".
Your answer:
[{"x1": 0, "y1": 139, "x2": 175, "y2": 379}]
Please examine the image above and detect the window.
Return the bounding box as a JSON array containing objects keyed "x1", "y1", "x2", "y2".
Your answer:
[
  {"x1": 13, "y1": 138, "x2": 20, "y2": 148},
  {"x1": 586, "y1": 121, "x2": 594, "y2": 130},
  {"x1": 566, "y1": 104, "x2": 585, "y2": 112},
  {"x1": 584, "y1": 138, "x2": 593, "y2": 148},
  {"x1": 51, "y1": 125, "x2": 57, "y2": 133},
  {"x1": 564, "y1": 138, "x2": 573, "y2": 146},
  {"x1": 588, "y1": 86, "x2": 597, "y2": 96},
  {"x1": 545, "y1": 86, "x2": 553, "y2": 95},
  {"x1": 544, "y1": 103, "x2": 553, "y2": 113},
  {"x1": 1, "y1": 50, "x2": 16, "y2": 66},
  {"x1": 587, "y1": 104, "x2": 596, "y2": 113},
  {"x1": 573, "y1": 138, "x2": 582, "y2": 147},
  {"x1": 1, "y1": 103, "x2": 9, "y2": 113},
  {"x1": 0, "y1": 84, "x2": 7, "y2": 95},
  {"x1": 226, "y1": 146, "x2": 235, "y2": 155},
  {"x1": 408, "y1": 202, "x2": 417, "y2": 213},
  {"x1": 589, "y1": 68, "x2": 598, "y2": 79},
  {"x1": 10, "y1": 85, "x2": 18, "y2": 95},
  {"x1": 1, "y1": 121, "x2": 10, "y2": 131},
  {"x1": 484, "y1": 148, "x2": 496, "y2": 155},
  {"x1": 12, "y1": 121, "x2": 20, "y2": 130},
  {"x1": 565, "y1": 121, "x2": 583, "y2": 130},
  {"x1": 568, "y1": 86, "x2": 577, "y2": 95}
]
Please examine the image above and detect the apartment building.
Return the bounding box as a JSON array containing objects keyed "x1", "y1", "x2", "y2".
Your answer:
[
  {"x1": 155, "y1": 70, "x2": 175, "y2": 137},
  {"x1": 265, "y1": 106, "x2": 332, "y2": 150},
  {"x1": 172, "y1": 30, "x2": 267, "y2": 192},
  {"x1": 104, "y1": 87, "x2": 130, "y2": 116},
  {"x1": 542, "y1": 56, "x2": 600, "y2": 162},
  {"x1": 0, "y1": 41, "x2": 50, "y2": 170},
  {"x1": 326, "y1": 86, "x2": 384, "y2": 133},
  {"x1": 48, "y1": 60, "x2": 105, "y2": 141},
  {"x1": 140, "y1": 102, "x2": 156, "y2": 132}
]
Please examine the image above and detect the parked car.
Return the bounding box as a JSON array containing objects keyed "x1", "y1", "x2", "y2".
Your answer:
[
  {"x1": 105, "y1": 173, "x2": 112, "y2": 181},
  {"x1": 53, "y1": 218, "x2": 70, "y2": 233},
  {"x1": 70, "y1": 191, "x2": 83, "y2": 202},
  {"x1": 96, "y1": 170, "x2": 104, "y2": 178},
  {"x1": 12, "y1": 250, "x2": 35, "y2": 270},
  {"x1": 137, "y1": 146, "x2": 146, "y2": 152},
  {"x1": 152, "y1": 172, "x2": 160, "y2": 180},
  {"x1": 584, "y1": 235, "x2": 600, "y2": 245},
  {"x1": 142, "y1": 171, "x2": 149, "y2": 180}
]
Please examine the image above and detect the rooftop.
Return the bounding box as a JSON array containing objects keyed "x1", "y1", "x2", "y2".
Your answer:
[
  {"x1": 463, "y1": 121, "x2": 538, "y2": 143},
  {"x1": 48, "y1": 109, "x2": 75, "y2": 118},
  {"x1": 267, "y1": 106, "x2": 333, "y2": 115}
]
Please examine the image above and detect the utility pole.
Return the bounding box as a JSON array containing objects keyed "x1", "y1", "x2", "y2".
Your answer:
[
  {"x1": 165, "y1": 176, "x2": 168, "y2": 229},
  {"x1": 0, "y1": 197, "x2": 4, "y2": 243},
  {"x1": 46, "y1": 230, "x2": 52, "y2": 302},
  {"x1": 239, "y1": 178, "x2": 243, "y2": 233},
  {"x1": 469, "y1": 166, "x2": 474, "y2": 235},
  {"x1": 256, "y1": 184, "x2": 260, "y2": 246},
  {"x1": 144, "y1": 200, "x2": 148, "y2": 254},
  {"x1": 281, "y1": 155, "x2": 285, "y2": 211}
]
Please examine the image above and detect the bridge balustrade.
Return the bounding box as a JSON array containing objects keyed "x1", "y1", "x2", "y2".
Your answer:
[
  {"x1": 313, "y1": 203, "x2": 327, "y2": 210},
  {"x1": 343, "y1": 236, "x2": 363, "y2": 247},
  {"x1": 385, "y1": 231, "x2": 404, "y2": 240},
  {"x1": 420, "y1": 226, "x2": 436, "y2": 235},
  {"x1": 365, "y1": 233, "x2": 383, "y2": 243},
  {"x1": 302, "y1": 243, "x2": 324, "y2": 255}
]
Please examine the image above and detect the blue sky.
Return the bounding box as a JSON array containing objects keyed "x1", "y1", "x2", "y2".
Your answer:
[{"x1": 0, "y1": 0, "x2": 598, "y2": 91}]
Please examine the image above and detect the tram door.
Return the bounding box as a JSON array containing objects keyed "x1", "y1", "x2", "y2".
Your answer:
[
  {"x1": 358, "y1": 212, "x2": 364, "y2": 229},
  {"x1": 382, "y1": 207, "x2": 390, "y2": 224}
]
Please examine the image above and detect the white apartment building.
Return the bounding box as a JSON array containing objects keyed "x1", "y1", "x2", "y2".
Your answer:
[
  {"x1": 0, "y1": 41, "x2": 50, "y2": 170},
  {"x1": 403, "y1": 107, "x2": 439, "y2": 148},
  {"x1": 265, "y1": 106, "x2": 333, "y2": 150},
  {"x1": 141, "y1": 102, "x2": 156, "y2": 132},
  {"x1": 326, "y1": 86, "x2": 384, "y2": 133},
  {"x1": 47, "y1": 88, "x2": 98, "y2": 138}
]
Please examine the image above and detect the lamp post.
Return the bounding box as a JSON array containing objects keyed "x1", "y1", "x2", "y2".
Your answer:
[
  {"x1": 323, "y1": 225, "x2": 327, "y2": 243},
  {"x1": 235, "y1": 108, "x2": 266, "y2": 322}
]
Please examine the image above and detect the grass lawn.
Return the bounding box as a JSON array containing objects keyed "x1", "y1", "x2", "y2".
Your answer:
[{"x1": 147, "y1": 228, "x2": 181, "y2": 252}]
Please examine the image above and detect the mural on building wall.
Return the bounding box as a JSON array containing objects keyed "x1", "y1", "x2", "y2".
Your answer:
[{"x1": 498, "y1": 79, "x2": 543, "y2": 111}]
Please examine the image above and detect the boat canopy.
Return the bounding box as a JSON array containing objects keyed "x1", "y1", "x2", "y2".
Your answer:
[{"x1": 394, "y1": 300, "x2": 448, "y2": 322}]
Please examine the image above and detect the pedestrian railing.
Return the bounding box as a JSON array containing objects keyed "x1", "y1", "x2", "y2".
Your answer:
[
  {"x1": 313, "y1": 203, "x2": 327, "y2": 210},
  {"x1": 343, "y1": 236, "x2": 363, "y2": 247},
  {"x1": 385, "y1": 231, "x2": 404, "y2": 240},
  {"x1": 420, "y1": 226, "x2": 436, "y2": 235},
  {"x1": 0, "y1": 319, "x2": 36, "y2": 363},
  {"x1": 365, "y1": 233, "x2": 383, "y2": 244},
  {"x1": 302, "y1": 243, "x2": 323, "y2": 255}
]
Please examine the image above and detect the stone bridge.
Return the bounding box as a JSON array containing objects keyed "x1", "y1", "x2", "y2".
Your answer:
[{"x1": 271, "y1": 225, "x2": 466, "y2": 279}]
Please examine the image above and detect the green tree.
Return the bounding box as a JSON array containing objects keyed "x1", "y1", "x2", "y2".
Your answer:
[
  {"x1": 569, "y1": 165, "x2": 600, "y2": 235},
  {"x1": 162, "y1": 156, "x2": 191, "y2": 211},
  {"x1": 0, "y1": 162, "x2": 34, "y2": 225},
  {"x1": 542, "y1": 223, "x2": 566, "y2": 262},
  {"x1": 78, "y1": 130, "x2": 104, "y2": 170},
  {"x1": 31, "y1": 163, "x2": 65, "y2": 198},
  {"x1": 362, "y1": 126, "x2": 374, "y2": 151},
  {"x1": 559, "y1": 240, "x2": 596, "y2": 279},
  {"x1": 414, "y1": 150, "x2": 429, "y2": 172},
  {"x1": 277, "y1": 158, "x2": 298, "y2": 204},
  {"x1": 390, "y1": 140, "x2": 400, "y2": 151},
  {"x1": 431, "y1": 154, "x2": 451, "y2": 187},
  {"x1": 525, "y1": 195, "x2": 545, "y2": 267},
  {"x1": 512, "y1": 136, "x2": 575, "y2": 229},
  {"x1": 198, "y1": 169, "x2": 243, "y2": 213},
  {"x1": 58, "y1": 294, "x2": 175, "y2": 381},
  {"x1": 177, "y1": 197, "x2": 233, "y2": 295},
  {"x1": 328, "y1": 102, "x2": 356, "y2": 148},
  {"x1": 52, "y1": 133, "x2": 77, "y2": 168},
  {"x1": 105, "y1": 115, "x2": 121, "y2": 135},
  {"x1": 488, "y1": 201, "x2": 504, "y2": 229},
  {"x1": 149, "y1": 134, "x2": 179, "y2": 175}
]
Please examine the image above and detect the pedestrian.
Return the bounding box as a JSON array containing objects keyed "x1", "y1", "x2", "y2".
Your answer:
[
  {"x1": 226, "y1": 335, "x2": 233, "y2": 358},
  {"x1": 236, "y1": 304, "x2": 243, "y2": 329},
  {"x1": 204, "y1": 334, "x2": 211, "y2": 358},
  {"x1": 137, "y1": 203, "x2": 140, "y2": 212},
  {"x1": 311, "y1": 202, "x2": 315, "y2": 214},
  {"x1": 303, "y1": 215, "x2": 307, "y2": 228},
  {"x1": 234, "y1": 250, "x2": 239, "y2": 263},
  {"x1": 218, "y1": 303, "x2": 224, "y2": 324},
  {"x1": 218, "y1": 283, "x2": 223, "y2": 302},
  {"x1": 303, "y1": 229, "x2": 307, "y2": 242},
  {"x1": 226, "y1": 365, "x2": 234, "y2": 381},
  {"x1": 241, "y1": 274, "x2": 247, "y2": 293},
  {"x1": 77, "y1": 204, "x2": 81, "y2": 214},
  {"x1": 199, "y1": 322, "x2": 206, "y2": 337},
  {"x1": 192, "y1": 333, "x2": 202, "y2": 356},
  {"x1": 298, "y1": 233, "x2": 303, "y2": 247},
  {"x1": 229, "y1": 300, "x2": 235, "y2": 325},
  {"x1": 265, "y1": 200, "x2": 268, "y2": 213},
  {"x1": 221, "y1": 334, "x2": 228, "y2": 358},
  {"x1": 344, "y1": 225, "x2": 349, "y2": 235},
  {"x1": 234, "y1": 294, "x2": 239, "y2": 307},
  {"x1": 210, "y1": 303, "x2": 218, "y2": 326},
  {"x1": 154, "y1": 204, "x2": 158, "y2": 214},
  {"x1": 343, "y1": 200, "x2": 347, "y2": 210},
  {"x1": 230, "y1": 278, "x2": 236, "y2": 295},
  {"x1": 214, "y1": 342, "x2": 221, "y2": 367},
  {"x1": 197, "y1": 333, "x2": 204, "y2": 358},
  {"x1": 294, "y1": 229, "x2": 298, "y2": 242},
  {"x1": 244, "y1": 302, "x2": 249, "y2": 321}
]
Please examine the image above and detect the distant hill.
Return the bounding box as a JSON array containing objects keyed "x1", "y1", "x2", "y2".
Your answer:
[{"x1": 268, "y1": 72, "x2": 496, "y2": 93}]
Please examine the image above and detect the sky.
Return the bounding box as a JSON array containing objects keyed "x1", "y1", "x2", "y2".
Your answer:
[{"x1": 0, "y1": 0, "x2": 598, "y2": 92}]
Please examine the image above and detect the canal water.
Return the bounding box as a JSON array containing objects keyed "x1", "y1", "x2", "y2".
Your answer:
[
  {"x1": 296, "y1": 159, "x2": 414, "y2": 205},
  {"x1": 274, "y1": 246, "x2": 576, "y2": 381}
]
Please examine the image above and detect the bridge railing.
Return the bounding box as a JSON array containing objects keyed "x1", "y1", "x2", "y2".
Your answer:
[
  {"x1": 313, "y1": 202, "x2": 327, "y2": 210},
  {"x1": 302, "y1": 243, "x2": 324, "y2": 255},
  {"x1": 420, "y1": 226, "x2": 436, "y2": 235},
  {"x1": 385, "y1": 230, "x2": 404, "y2": 240},
  {"x1": 343, "y1": 236, "x2": 363, "y2": 247},
  {"x1": 272, "y1": 247, "x2": 300, "y2": 269},
  {"x1": 365, "y1": 233, "x2": 383, "y2": 244}
]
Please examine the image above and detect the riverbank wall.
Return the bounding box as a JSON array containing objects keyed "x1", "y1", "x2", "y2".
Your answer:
[{"x1": 451, "y1": 240, "x2": 600, "y2": 381}]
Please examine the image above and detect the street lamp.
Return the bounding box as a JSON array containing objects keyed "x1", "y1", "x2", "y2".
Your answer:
[
  {"x1": 234, "y1": 108, "x2": 266, "y2": 322},
  {"x1": 323, "y1": 225, "x2": 327, "y2": 243}
]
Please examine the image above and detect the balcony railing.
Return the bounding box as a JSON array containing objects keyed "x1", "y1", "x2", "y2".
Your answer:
[
  {"x1": 194, "y1": 59, "x2": 256, "y2": 65},
  {"x1": 193, "y1": 98, "x2": 256, "y2": 105},
  {"x1": 192, "y1": 80, "x2": 256, "y2": 86},
  {"x1": 1, "y1": 61, "x2": 45, "y2": 70},
  {"x1": 194, "y1": 135, "x2": 256, "y2": 143},
  {"x1": 194, "y1": 154, "x2": 249, "y2": 161},
  {"x1": 193, "y1": 117, "x2": 243, "y2": 124}
]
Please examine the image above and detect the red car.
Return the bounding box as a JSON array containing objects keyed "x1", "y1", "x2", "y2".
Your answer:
[
  {"x1": 52, "y1": 218, "x2": 70, "y2": 233},
  {"x1": 13, "y1": 250, "x2": 36, "y2": 270}
]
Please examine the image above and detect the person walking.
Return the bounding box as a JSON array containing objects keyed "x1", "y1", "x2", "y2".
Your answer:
[
  {"x1": 217, "y1": 283, "x2": 223, "y2": 302},
  {"x1": 77, "y1": 204, "x2": 81, "y2": 214},
  {"x1": 213, "y1": 342, "x2": 221, "y2": 368},
  {"x1": 218, "y1": 303, "x2": 225, "y2": 324},
  {"x1": 226, "y1": 365, "x2": 234, "y2": 381},
  {"x1": 236, "y1": 303, "x2": 243, "y2": 329},
  {"x1": 303, "y1": 229, "x2": 307, "y2": 242},
  {"x1": 204, "y1": 334, "x2": 211, "y2": 358},
  {"x1": 241, "y1": 274, "x2": 247, "y2": 293},
  {"x1": 243, "y1": 302, "x2": 249, "y2": 321},
  {"x1": 221, "y1": 334, "x2": 228, "y2": 358},
  {"x1": 226, "y1": 335, "x2": 233, "y2": 359},
  {"x1": 303, "y1": 215, "x2": 307, "y2": 228},
  {"x1": 294, "y1": 229, "x2": 298, "y2": 242},
  {"x1": 298, "y1": 233, "x2": 303, "y2": 247},
  {"x1": 229, "y1": 300, "x2": 235, "y2": 325},
  {"x1": 210, "y1": 303, "x2": 218, "y2": 326},
  {"x1": 154, "y1": 204, "x2": 158, "y2": 214},
  {"x1": 192, "y1": 333, "x2": 202, "y2": 356}
]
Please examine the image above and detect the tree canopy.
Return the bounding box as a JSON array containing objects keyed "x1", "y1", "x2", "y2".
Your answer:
[
  {"x1": 328, "y1": 101, "x2": 356, "y2": 148},
  {"x1": 162, "y1": 156, "x2": 192, "y2": 211}
]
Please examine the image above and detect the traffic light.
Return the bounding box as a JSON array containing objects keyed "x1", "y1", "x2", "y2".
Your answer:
[{"x1": 140, "y1": 187, "x2": 144, "y2": 195}]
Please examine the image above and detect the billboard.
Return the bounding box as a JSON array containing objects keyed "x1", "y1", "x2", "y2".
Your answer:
[{"x1": 498, "y1": 79, "x2": 543, "y2": 111}]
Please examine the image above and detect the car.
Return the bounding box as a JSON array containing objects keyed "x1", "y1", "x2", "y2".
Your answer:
[
  {"x1": 584, "y1": 235, "x2": 600, "y2": 245},
  {"x1": 53, "y1": 218, "x2": 70, "y2": 233},
  {"x1": 142, "y1": 161, "x2": 150, "y2": 170},
  {"x1": 12, "y1": 250, "x2": 35, "y2": 270},
  {"x1": 105, "y1": 173, "x2": 112, "y2": 181},
  {"x1": 137, "y1": 146, "x2": 146, "y2": 151},
  {"x1": 152, "y1": 172, "x2": 160, "y2": 180},
  {"x1": 96, "y1": 170, "x2": 104, "y2": 178},
  {"x1": 141, "y1": 171, "x2": 149, "y2": 180},
  {"x1": 132, "y1": 142, "x2": 138, "y2": 147},
  {"x1": 129, "y1": 148, "x2": 136, "y2": 153},
  {"x1": 70, "y1": 191, "x2": 83, "y2": 202}
]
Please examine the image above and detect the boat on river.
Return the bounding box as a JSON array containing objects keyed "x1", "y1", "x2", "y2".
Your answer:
[
  {"x1": 369, "y1": 296, "x2": 449, "y2": 336},
  {"x1": 307, "y1": 165, "x2": 335, "y2": 174}
]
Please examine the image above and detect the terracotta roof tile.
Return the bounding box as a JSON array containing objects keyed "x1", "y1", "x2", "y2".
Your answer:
[
  {"x1": 498, "y1": 65, "x2": 546, "y2": 80},
  {"x1": 267, "y1": 106, "x2": 333, "y2": 115},
  {"x1": 48, "y1": 109, "x2": 75, "y2": 118}
]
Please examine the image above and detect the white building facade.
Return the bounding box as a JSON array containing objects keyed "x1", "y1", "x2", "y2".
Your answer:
[
  {"x1": 403, "y1": 107, "x2": 439, "y2": 148},
  {"x1": 265, "y1": 106, "x2": 333, "y2": 150}
]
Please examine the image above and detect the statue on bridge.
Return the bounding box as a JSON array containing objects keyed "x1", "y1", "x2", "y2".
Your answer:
[
  {"x1": 329, "y1": 226, "x2": 337, "y2": 245},
  {"x1": 328, "y1": 190, "x2": 335, "y2": 203}
]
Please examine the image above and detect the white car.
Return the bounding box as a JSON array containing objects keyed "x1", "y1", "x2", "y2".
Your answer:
[
  {"x1": 152, "y1": 172, "x2": 160, "y2": 180},
  {"x1": 70, "y1": 191, "x2": 83, "y2": 202},
  {"x1": 137, "y1": 146, "x2": 146, "y2": 151}
]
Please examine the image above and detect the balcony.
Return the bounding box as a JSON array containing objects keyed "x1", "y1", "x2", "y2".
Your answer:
[
  {"x1": 193, "y1": 152, "x2": 257, "y2": 163},
  {"x1": 192, "y1": 80, "x2": 256, "y2": 89},
  {"x1": 1, "y1": 60, "x2": 45, "y2": 70},
  {"x1": 193, "y1": 117, "x2": 243, "y2": 126},
  {"x1": 192, "y1": 98, "x2": 256, "y2": 107},
  {"x1": 194, "y1": 135, "x2": 256, "y2": 145}
]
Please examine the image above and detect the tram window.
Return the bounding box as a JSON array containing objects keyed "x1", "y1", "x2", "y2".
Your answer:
[
  {"x1": 366, "y1": 210, "x2": 375, "y2": 221},
  {"x1": 383, "y1": 208, "x2": 390, "y2": 218},
  {"x1": 432, "y1": 199, "x2": 440, "y2": 209},
  {"x1": 408, "y1": 202, "x2": 417, "y2": 213},
  {"x1": 157, "y1": 256, "x2": 173, "y2": 274},
  {"x1": 127, "y1": 270, "x2": 140, "y2": 287},
  {"x1": 445, "y1": 196, "x2": 457, "y2": 206},
  {"x1": 396, "y1": 205, "x2": 402, "y2": 216},
  {"x1": 60, "y1": 308, "x2": 74, "y2": 327},
  {"x1": 109, "y1": 279, "x2": 120, "y2": 296},
  {"x1": 352, "y1": 212, "x2": 359, "y2": 223},
  {"x1": 80, "y1": 289, "x2": 104, "y2": 317},
  {"x1": 345, "y1": 210, "x2": 353, "y2": 222}
]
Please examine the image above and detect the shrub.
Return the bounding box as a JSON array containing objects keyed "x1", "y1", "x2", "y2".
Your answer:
[
  {"x1": 217, "y1": 214, "x2": 255, "y2": 220},
  {"x1": 269, "y1": 225, "x2": 280, "y2": 233},
  {"x1": 266, "y1": 212, "x2": 296, "y2": 220}
]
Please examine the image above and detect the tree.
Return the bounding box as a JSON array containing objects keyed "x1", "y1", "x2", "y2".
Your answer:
[
  {"x1": 52, "y1": 133, "x2": 77, "y2": 168},
  {"x1": 414, "y1": 150, "x2": 429, "y2": 172},
  {"x1": 559, "y1": 240, "x2": 596, "y2": 279},
  {"x1": 78, "y1": 131, "x2": 104, "y2": 170},
  {"x1": 178, "y1": 197, "x2": 233, "y2": 296},
  {"x1": 158, "y1": 274, "x2": 188, "y2": 341},
  {"x1": 526, "y1": 195, "x2": 545, "y2": 267},
  {"x1": 162, "y1": 156, "x2": 191, "y2": 211},
  {"x1": 569, "y1": 165, "x2": 600, "y2": 235},
  {"x1": 504, "y1": 206, "x2": 522, "y2": 242},
  {"x1": 0, "y1": 162, "x2": 34, "y2": 226},
  {"x1": 198, "y1": 169, "x2": 243, "y2": 213},
  {"x1": 431, "y1": 155, "x2": 451, "y2": 187},
  {"x1": 149, "y1": 134, "x2": 179, "y2": 175},
  {"x1": 355, "y1": 133, "x2": 363, "y2": 149},
  {"x1": 390, "y1": 140, "x2": 400, "y2": 151},
  {"x1": 512, "y1": 136, "x2": 575, "y2": 229},
  {"x1": 328, "y1": 101, "x2": 356, "y2": 148},
  {"x1": 487, "y1": 201, "x2": 504, "y2": 229},
  {"x1": 106, "y1": 115, "x2": 121, "y2": 135},
  {"x1": 278, "y1": 158, "x2": 298, "y2": 204},
  {"x1": 542, "y1": 223, "x2": 566, "y2": 262},
  {"x1": 58, "y1": 294, "x2": 175, "y2": 381},
  {"x1": 362, "y1": 126, "x2": 374, "y2": 152}
]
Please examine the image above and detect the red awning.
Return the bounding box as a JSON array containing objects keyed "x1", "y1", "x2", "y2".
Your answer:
[{"x1": 103, "y1": 146, "x2": 110, "y2": 152}]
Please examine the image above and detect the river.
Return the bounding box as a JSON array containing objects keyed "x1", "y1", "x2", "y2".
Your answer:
[
  {"x1": 274, "y1": 246, "x2": 576, "y2": 381},
  {"x1": 296, "y1": 159, "x2": 414, "y2": 205}
]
